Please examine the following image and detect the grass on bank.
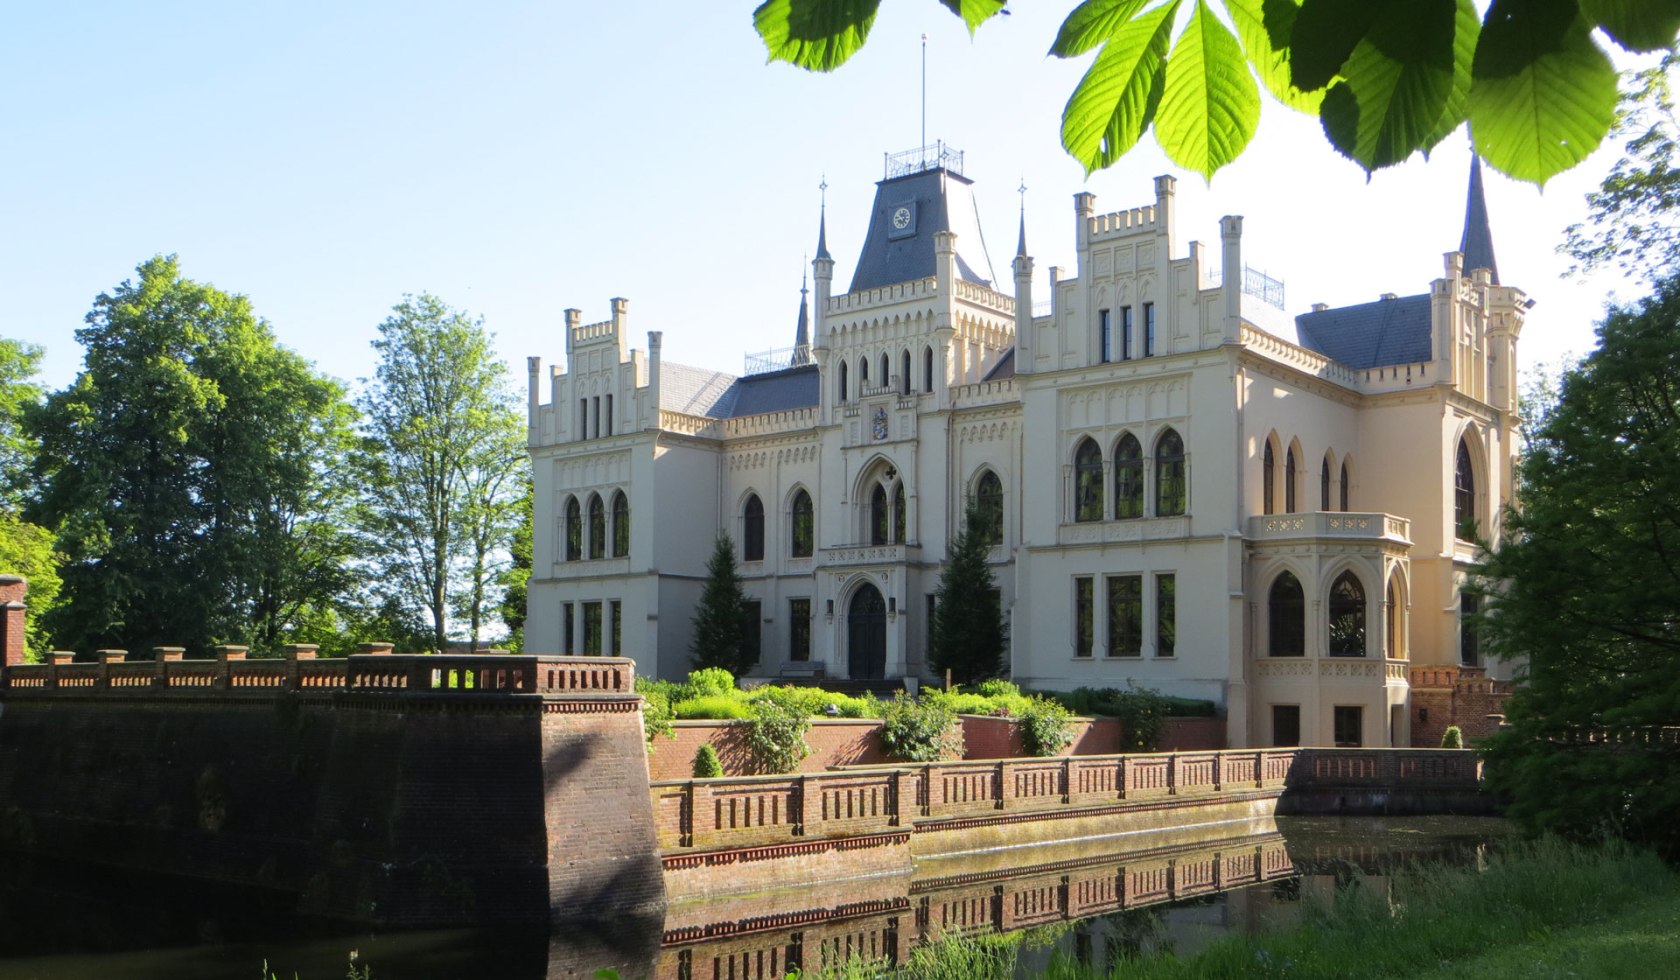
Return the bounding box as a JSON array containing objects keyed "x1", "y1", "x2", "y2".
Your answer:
[{"x1": 796, "y1": 837, "x2": 1680, "y2": 979}]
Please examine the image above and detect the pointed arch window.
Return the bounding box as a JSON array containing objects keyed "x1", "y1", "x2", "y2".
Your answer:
[
  {"x1": 1328, "y1": 572, "x2": 1367, "y2": 657},
  {"x1": 892, "y1": 483, "x2": 906, "y2": 543},
  {"x1": 870, "y1": 484, "x2": 889, "y2": 545},
  {"x1": 974, "y1": 470, "x2": 1003, "y2": 546},
  {"x1": 1114, "y1": 434, "x2": 1144, "y2": 519},
  {"x1": 1321, "y1": 456, "x2": 1332, "y2": 511},
  {"x1": 1263, "y1": 442, "x2": 1275, "y2": 515},
  {"x1": 1268, "y1": 573, "x2": 1304, "y2": 657},
  {"x1": 564, "y1": 496, "x2": 582, "y2": 562},
  {"x1": 859, "y1": 356, "x2": 869, "y2": 387},
  {"x1": 1285, "y1": 446, "x2": 1298, "y2": 513},
  {"x1": 839, "y1": 360, "x2": 849, "y2": 402},
  {"x1": 1340, "y1": 460, "x2": 1351, "y2": 511},
  {"x1": 923, "y1": 346, "x2": 935, "y2": 393},
  {"x1": 1386, "y1": 578, "x2": 1401, "y2": 659},
  {"x1": 612, "y1": 490, "x2": 630, "y2": 557},
  {"x1": 1455, "y1": 437, "x2": 1476, "y2": 540},
  {"x1": 1074, "y1": 438, "x2": 1103, "y2": 523},
  {"x1": 588, "y1": 493, "x2": 606, "y2": 559},
  {"x1": 1155, "y1": 429, "x2": 1187, "y2": 516},
  {"x1": 743, "y1": 494, "x2": 765, "y2": 561},
  {"x1": 880, "y1": 352, "x2": 890, "y2": 387},
  {"x1": 790, "y1": 490, "x2": 814, "y2": 558},
  {"x1": 901, "y1": 349, "x2": 912, "y2": 394}
]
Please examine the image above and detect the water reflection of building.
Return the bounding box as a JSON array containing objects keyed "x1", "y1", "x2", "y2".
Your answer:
[{"x1": 526, "y1": 147, "x2": 1523, "y2": 748}]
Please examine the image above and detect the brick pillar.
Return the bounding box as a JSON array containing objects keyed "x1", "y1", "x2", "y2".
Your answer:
[{"x1": 0, "y1": 575, "x2": 27, "y2": 667}]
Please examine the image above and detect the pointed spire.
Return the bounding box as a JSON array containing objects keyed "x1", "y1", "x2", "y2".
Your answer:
[
  {"x1": 1016, "y1": 177, "x2": 1029, "y2": 258},
  {"x1": 815, "y1": 174, "x2": 832, "y2": 261},
  {"x1": 1460, "y1": 153, "x2": 1499, "y2": 284},
  {"x1": 793, "y1": 262, "x2": 810, "y2": 365}
]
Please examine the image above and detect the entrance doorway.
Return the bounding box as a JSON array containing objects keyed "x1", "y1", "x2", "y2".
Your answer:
[{"x1": 847, "y1": 584, "x2": 887, "y2": 680}]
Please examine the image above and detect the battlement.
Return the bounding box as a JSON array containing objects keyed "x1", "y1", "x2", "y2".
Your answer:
[{"x1": 1088, "y1": 205, "x2": 1159, "y2": 240}]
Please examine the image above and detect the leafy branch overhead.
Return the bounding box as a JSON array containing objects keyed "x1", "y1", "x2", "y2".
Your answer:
[{"x1": 752, "y1": 0, "x2": 1680, "y2": 184}]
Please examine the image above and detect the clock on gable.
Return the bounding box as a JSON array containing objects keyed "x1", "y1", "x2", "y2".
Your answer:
[{"x1": 886, "y1": 200, "x2": 916, "y2": 240}]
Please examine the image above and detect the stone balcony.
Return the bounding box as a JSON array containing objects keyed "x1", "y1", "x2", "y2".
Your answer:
[
  {"x1": 1247, "y1": 512, "x2": 1410, "y2": 545},
  {"x1": 819, "y1": 542, "x2": 920, "y2": 566}
]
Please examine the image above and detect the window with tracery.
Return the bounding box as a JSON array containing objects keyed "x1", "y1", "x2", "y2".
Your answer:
[
  {"x1": 1155, "y1": 429, "x2": 1186, "y2": 516},
  {"x1": 1114, "y1": 434, "x2": 1143, "y2": 519},
  {"x1": 743, "y1": 494, "x2": 764, "y2": 561},
  {"x1": 790, "y1": 490, "x2": 813, "y2": 558},
  {"x1": 1074, "y1": 438, "x2": 1103, "y2": 522},
  {"x1": 1328, "y1": 572, "x2": 1366, "y2": 657}
]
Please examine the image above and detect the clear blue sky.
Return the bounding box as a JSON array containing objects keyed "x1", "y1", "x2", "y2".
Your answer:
[{"x1": 2, "y1": 2, "x2": 1653, "y2": 393}]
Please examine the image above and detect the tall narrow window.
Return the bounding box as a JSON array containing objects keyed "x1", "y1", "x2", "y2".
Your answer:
[
  {"x1": 1107, "y1": 575, "x2": 1142, "y2": 657},
  {"x1": 612, "y1": 491, "x2": 630, "y2": 557},
  {"x1": 563, "y1": 603, "x2": 575, "y2": 654},
  {"x1": 901, "y1": 350, "x2": 912, "y2": 394},
  {"x1": 880, "y1": 353, "x2": 890, "y2": 386},
  {"x1": 1455, "y1": 438, "x2": 1476, "y2": 540},
  {"x1": 1284, "y1": 447, "x2": 1298, "y2": 513},
  {"x1": 1156, "y1": 573, "x2": 1176, "y2": 657},
  {"x1": 839, "y1": 360, "x2": 849, "y2": 402},
  {"x1": 1143, "y1": 302, "x2": 1155, "y2": 356},
  {"x1": 870, "y1": 484, "x2": 889, "y2": 545},
  {"x1": 610, "y1": 600, "x2": 621, "y2": 655},
  {"x1": 583, "y1": 601, "x2": 603, "y2": 655},
  {"x1": 605, "y1": 394, "x2": 613, "y2": 436},
  {"x1": 1328, "y1": 572, "x2": 1367, "y2": 657},
  {"x1": 1269, "y1": 572, "x2": 1304, "y2": 657},
  {"x1": 1074, "y1": 438, "x2": 1104, "y2": 522},
  {"x1": 1114, "y1": 434, "x2": 1143, "y2": 518},
  {"x1": 1155, "y1": 429, "x2": 1186, "y2": 516},
  {"x1": 576, "y1": 399, "x2": 586, "y2": 440},
  {"x1": 859, "y1": 356, "x2": 868, "y2": 389},
  {"x1": 1074, "y1": 577, "x2": 1094, "y2": 657},
  {"x1": 1340, "y1": 460, "x2": 1351, "y2": 511},
  {"x1": 588, "y1": 493, "x2": 606, "y2": 559},
  {"x1": 1099, "y1": 309, "x2": 1112, "y2": 362},
  {"x1": 1121, "y1": 306, "x2": 1135, "y2": 359},
  {"x1": 1387, "y1": 578, "x2": 1402, "y2": 659},
  {"x1": 1460, "y1": 592, "x2": 1480, "y2": 666},
  {"x1": 1321, "y1": 457, "x2": 1332, "y2": 511},
  {"x1": 974, "y1": 470, "x2": 1003, "y2": 547},
  {"x1": 789, "y1": 598, "x2": 811, "y2": 661},
  {"x1": 790, "y1": 490, "x2": 814, "y2": 558},
  {"x1": 1263, "y1": 442, "x2": 1275, "y2": 515},
  {"x1": 564, "y1": 496, "x2": 582, "y2": 561},
  {"x1": 743, "y1": 494, "x2": 765, "y2": 561},
  {"x1": 923, "y1": 346, "x2": 934, "y2": 392},
  {"x1": 892, "y1": 483, "x2": 906, "y2": 543},
  {"x1": 592, "y1": 397, "x2": 600, "y2": 440}
]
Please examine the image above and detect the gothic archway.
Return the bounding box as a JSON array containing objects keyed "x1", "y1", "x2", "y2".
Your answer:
[{"x1": 847, "y1": 583, "x2": 887, "y2": 680}]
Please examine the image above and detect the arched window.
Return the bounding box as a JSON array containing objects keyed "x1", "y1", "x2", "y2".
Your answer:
[
  {"x1": 1263, "y1": 441, "x2": 1275, "y2": 515},
  {"x1": 923, "y1": 346, "x2": 934, "y2": 392},
  {"x1": 1321, "y1": 456, "x2": 1332, "y2": 511},
  {"x1": 859, "y1": 356, "x2": 869, "y2": 387},
  {"x1": 901, "y1": 349, "x2": 912, "y2": 394},
  {"x1": 1155, "y1": 429, "x2": 1186, "y2": 516},
  {"x1": 1268, "y1": 572, "x2": 1305, "y2": 657},
  {"x1": 1455, "y1": 437, "x2": 1476, "y2": 539},
  {"x1": 870, "y1": 484, "x2": 889, "y2": 545},
  {"x1": 892, "y1": 483, "x2": 906, "y2": 543},
  {"x1": 1328, "y1": 571, "x2": 1366, "y2": 656},
  {"x1": 1340, "y1": 460, "x2": 1351, "y2": 511},
  {"x1": 743, "y1": 494, "x2": 765, "y2": 561},
  {"x1": 564, "y1": 496, "x2": 582, "y2": 562},
  {"x1": 839, "y1": 360, "x2": 849, "y2": 402},
  {"x1": 880, "y1": 352, "x2": 890, "y2": 386},
  {"x1": 790, "y1": 489, "x2": 813, "y2": 558},
  {"x1": 612, "y1": 490, "x2": 630, "y2": 557},
  {"x1": 1386, "y1": 578, "x2": 1401, "y2": 659},
  {"x1": 1284, "y1": 446, "x2": 1298, "y2": 513},
  {"x1": 974, "y1": 470, "x2": 1003, "y2": 546},
  {"x1": 588, "y1": 493, "x2": 606, "y2": 559},
  {"x1": 1114, "y1": 434, "x2": 1143, "y2": 519},
  {"x1": 1074, "y1": 438, "x2": 1103, "y2": 522}
]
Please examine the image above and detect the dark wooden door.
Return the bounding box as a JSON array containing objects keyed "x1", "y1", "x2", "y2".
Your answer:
[{"x1": 847, "y1": 584, "x2": 887, "y2": 680}]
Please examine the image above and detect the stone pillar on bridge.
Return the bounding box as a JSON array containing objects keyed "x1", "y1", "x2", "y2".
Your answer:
[{"x1": 0, "y1": 575, "x2": 25, "y2": 668}]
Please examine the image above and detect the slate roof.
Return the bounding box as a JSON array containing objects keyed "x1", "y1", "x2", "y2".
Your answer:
[
  {"x1": 848, "y1": 167, "x2": 997, "y2": 293},
  {"x1": 982, "y1": 346, "x2": 1015, "y2": 381},
  {"x1": 659, "y1": 362, "x2": 819, "y2": 420},
  {"x1": 1460, "y1": 155, "x2": 1499, "y2": 284},
  {"x1": 1294, "y1": 294, "x2": 1433, "y2": 370}
]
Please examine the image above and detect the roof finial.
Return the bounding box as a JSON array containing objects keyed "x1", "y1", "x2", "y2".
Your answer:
[
  {"x1": 815, "y1": 174, "x2": 832, "y2": 261},
  {"x1": 1460, "y1": 152, "x2": 1499, "y2": 284},
  {"x1": 1016, "y1": 177, "x2": 1028, "y2": 258}
]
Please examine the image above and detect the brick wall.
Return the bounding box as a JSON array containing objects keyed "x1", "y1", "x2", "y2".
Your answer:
[
  {"x1": 1409, "y1": 665, "x2": 1514, "y2": 747},
  {"x1": 0, "y1": 576, "x2": 25, "y2": 667},
  {"x1": 650, "y1": 719, "x2": 890, "y2": 780}
]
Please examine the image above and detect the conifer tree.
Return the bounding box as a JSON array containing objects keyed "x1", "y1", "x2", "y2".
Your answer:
[
  {"x1": 691, "y1": 533, "x2": 751, "y2": 674},
  {"x1": 931, "y1": 501, "x2": 1007, "y2": 685}
]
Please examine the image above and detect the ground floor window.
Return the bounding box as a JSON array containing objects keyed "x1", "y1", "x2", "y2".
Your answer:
[
  {"x1": 610, "y1": 600, "x2": 621, "y2": 656},
  {"x1": 1107, "y1": 575, "x2": 1142, "y2": 657},
  {"x1": 1273, "y1": 704, "x2": 1300, "y2": 747},
  {"x1": 1074, "y1": 577, "x2": 1094, "y2": 657},
  {"x1": 1155, "y1": 573, "x2": 1176, "y2": 657},
  {"x1": 563, "y1": 603, "x2": 575, "y2": 655},
  {"x1": 1334, "y1": 705, "x2": 1363, "y2": 747},
  {"x1": 743, "y1": 599, "x2": 762, "y2": 667},
  {"x1": 789, "y1": 598, "x2": 811, "y2": 661},
  {"x1": 583, "y1": 601, "x2": 602, "y2": 655}
]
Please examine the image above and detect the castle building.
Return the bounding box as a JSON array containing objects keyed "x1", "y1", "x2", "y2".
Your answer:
[{"x1": 525, "y1": 146, "x2": 1524, "y2": 749}]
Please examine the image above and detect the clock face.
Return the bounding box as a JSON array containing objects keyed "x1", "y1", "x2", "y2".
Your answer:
[{"x1": 892, "y1": 206, "x2": 911, "y2": 230}]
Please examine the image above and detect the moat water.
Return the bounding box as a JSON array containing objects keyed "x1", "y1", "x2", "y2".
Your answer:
[{"x1": 0, "y1": 816, "x2": 1510, "y2": 979}]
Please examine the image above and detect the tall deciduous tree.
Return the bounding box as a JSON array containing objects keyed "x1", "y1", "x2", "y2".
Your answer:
[
  {"x1": 931, "y1": 501, "x2": 1007, "y2": 685},
  {"x1": 0, "y1": 338, "x2": 45, "y2": 507},
  {"x1": 29, "y1": 255, "x2": 359, "y2": 656},
  {"x1": 1479, "y1": 273, "x2": 1680, "y2": 860},
  {"x1": 497, "y1": 479, "x2": 534, "y2": 652},
  {"x1": 358, "y1": 294, "x2": 525, "y2": 653},
  {"x1": 691, "y1": 534, "x2": 752, "y2": 674}
]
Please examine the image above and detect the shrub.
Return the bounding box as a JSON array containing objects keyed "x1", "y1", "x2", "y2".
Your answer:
[
  {"x1": 673, "y1": 694, "x2": 753, "y2": 720},
  {"x1": 691, "y1": 743, "x2": 723, "y2": 778},
  {"x1": 687, "y1": 667, "x2": 736, "y2": 698},
  {"x1": 1047, "y1": 685, "x2": 1196, "y2": 752},
  {"x1": 1019, "y1": 696, "x2": 1075, "y2": 757},
  {"x1": 745, "y1": 687, "x2": 811, "y2": 773},
  {"x1": 635, "y1": 677, "x2": 675, "y2": 748},
  {"x1": 1442, "y1": 725, "x2": 1465, "y2": 749},
  {"x1": 924, "y1": 690, "x2": 997, "y2": 716},
  {"x1": 880, "y1": 693, "x2": 964, "y2": 762},
  {"x1": 974, "y1": 679, "x2": 1021, "y2": 699}
]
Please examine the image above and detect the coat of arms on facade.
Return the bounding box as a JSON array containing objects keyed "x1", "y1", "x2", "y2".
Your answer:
[{"x1": 871, "y1": 407, "x2": 889, "y2": 441}]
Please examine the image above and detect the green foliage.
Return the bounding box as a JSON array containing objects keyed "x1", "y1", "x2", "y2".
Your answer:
[
  {"x1": 495, "y1": 480, "x2": 532, "y2": 652},
  {"x1": 1441, "y1": 724, "x2": 1465, "y2": 749},
  {"x1": 1018, "y1": 696, "x2": 1076, "y2": 757},
  {"x1": 930, "y1": 501, "x2": 1008, "y2": 686},
  {"x1": 754, "y1": 0, "x2": 1669, "y2": 185},
  {"x1": 357, "y1": 293, "x2": 524, "y2": 653},
  {"x1": 0, "y1": 338, "x2": 44, "y2": 507},
  {"x1": 745, "y1": 686, "x2": 812, "y2": 773},
  {"x1": 635, "y1": 677, "x2": 677, "y2": 747},
  {"x1": 687, "y1": 666, "x2": 737, "y2": 697},
  {"x1": 974, "y1": 679, "x2": 1020, "y2": 699},
  {"x1": 745, "y1": 683, "x2": 873, "y2": 718},
  {"x1": 0, "y1": 512, "x2": 62, "y2": 659},
  {"x1": 691, "y1": 742, "x2": 724, "y2": 778},
  {"x1": 673, "y1": 694, "x2": 754, "y2": 720},
  {"x1": 879, "y1": 692, "x2": 965, "y2": 762},
  {"x1": 1478, "y1": 273, "x2": 1680, "y2": 860},
  {"x1": 690, "y1": 534, "x2": 754, "y2": 675},
  {"x1": 1048, "y1": 685, "x2": 1197, "y2": 751}
]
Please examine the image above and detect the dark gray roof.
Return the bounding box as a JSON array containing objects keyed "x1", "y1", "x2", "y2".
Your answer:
[
  {"x1": 660, "y1": 361, "x2": 819, "y2": 420},
  {"x1": 848, "y1": 167, "x2": 997, "y2": 293},
  {"x1": 982, "y1": 346, "x2": 1015, "y2": 381},
  {"x1": 1460, "y1": 154, "x2": 1499, "y2": 284},
  {"x1": 1295, "y1": 294, "x2": 1433, "y2": 369}
]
